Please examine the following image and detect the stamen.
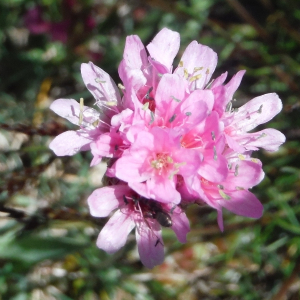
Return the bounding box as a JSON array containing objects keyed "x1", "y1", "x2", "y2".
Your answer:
[
  {"x1": 169, "y1": 114, "x2": 176, "y2": 123},
  {"x1": 234, "y1": 164, "x2": 239, "y2": 176},
  {"x1": 185, "y1": 112, "x2": 192, "y2": 116},
  {"x1": 189, "y1": 74, "x2": 202, "y2": 82},
  {"x1": 142, "y1": 102, "x2": 149, "y2": 110},
  {"x1": 149, "y1": 111, "x2": 155, "y2": 125},
  {"x1": 170, "y1": 205, "x2": 176, "y2": 214},
  {"x1": 194, "y1": 66, "x2": 203, "y2": 72},
  {"x1": 168, "y1": 169, "x2": 179, "y2": 180},
  {"x1": 146, "y1": 87, "x2": 153, "y2": 100},
  {"x1": 225, "y1": 101, "x2": 232, "y2": 112},
  {"x1": 251, "y1": 158, "x2": 259, "y2": 163},
  {"x1": 179, "y1": 61, "x2": 184, "y2": 67},
  {"x1": 95, "y1": 78, "x2": 106, "y2": 83},
  {"x1": 218, "y1": 184, "x2": 224, "y2": 189},
  {"x1": 213, "y1": 146, "x2": 217, "y2": 161},
  {"x1": 211, "y1": 131, "x2": 215, "y2": 141},
  {"x1": 236, "y1": 186, "x2": 244, "y2": 190},
  {"x1": 106, "y1": 101, "x2": 118, "y2": 106},
  {"x1": 171, "y1": 96, "x2": 181, "y2": 103},
  {"x1": 257, "y1": 132, "x2": 267, "y2": 139},
  {"x1": 257, "y1": 104, "x2": 263, "y2": 114},
  {"x1": 92, "y1": 120, "x2": 99, "y2": 127},
  {"x1": 167, "y1": 156, "x2": 174, "y2": 164},
  {"x1": 205, "y1": 79, "x2": 214, "y2": 89},
  {"x1": 79, "y1": 98, "x2": 84, "y2": 126},
  {"x1": 219, "y1": 190, "x2": 231, "y2": 200},
  {"x1": 184, "y1": 68, "x2": 189, "y2": 79},
  {"x1": 118, "y1": 83, "x2": 125, "y2": 90}
]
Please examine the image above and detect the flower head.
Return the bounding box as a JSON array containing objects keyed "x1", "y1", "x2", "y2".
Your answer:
[{"x1": 49, "y1": 27, "x2": 285, "y2": 268}]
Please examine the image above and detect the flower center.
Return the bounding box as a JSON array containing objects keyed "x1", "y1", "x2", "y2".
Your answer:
[
  {"x1": 151, "y1": 153, "x2": 173, "y2": 171},
  {"x1": 180, "y1": 132, "x2": 204, "y2": 149}
]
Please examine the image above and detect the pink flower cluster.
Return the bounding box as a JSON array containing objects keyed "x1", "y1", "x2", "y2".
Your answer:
[{"x1": 49, "y1": 28, "x2": 285, "y2": 268}]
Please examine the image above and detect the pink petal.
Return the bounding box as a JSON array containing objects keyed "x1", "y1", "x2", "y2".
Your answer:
[
  {"x1": 118, "y1": 61, "x2": 147, "y2": 106},
  {"x1": 225, "y1": 160, "x2": 264, "y2": 189},
  {"x1": 149, "y1": 57, "x2": 169, "y2": 75},
  {"x1": 115, "y1": 151, "x2": 151, "y2": 183},
  {"x1": 81, "y1": 62, "x2": 121, "y2": 109},
  {"x1": 198, "y1": 150, "x2": 228, "y2": 183},
  {"x1": 90, "y1": 155, "x2": 102, "y2": 167},
  {"x1": 176, "y1": 90, "x2": 213, "y2": 128},
  {"x1": 111, "y1": 108, "x2": 133, "y2": 128},
  {"x1": 115, "y1": 132, "x2": 154, "y2": 182},
  {"x1": 177, "y1": 40, "x2": 218, "y2": 89},
  {"x1": 171, "y1": 208, "x2": 190, "y2": 243},
  {"x1": 136, "y1": 220, "x2": 164, "y2": 268},
  {"x1": 225, "y1": 70, "x2": 246, "y2": 103},
  {"x1": 176, "y1": 176, "x2": 200, "y2": 203},
  {"x1": 150, "y1": 126, "x2": 181, "y2": 153},
  {"x1": 197, "y1": 111, "x2": 223, "y2": 144},
  {"x1": 236, "y1": 93, "x2": 283, "y2": 132},
  {"x1": 128, "y1": 182, "x2": 151, "y2": 199},
  {"x1": 96, "y1": 209, "x2": 135, "y2": 254},
  {"x1": 155, "y1": 73, "x2": 186, "y2": 122},
  {"x1": 123, "y1": 35, "x2": 148, "y2": 69},
  {"x1": 218, "y1": 189, "x2": 264, "y2": 218},
  {"x1": 146, "y1": 175, "x2": 181, "y2": 204},
  {"x1": 225, "y1": 134, "x2": 246, "y2": 153},
  {"x1": 225, "y1": 134, "x2": 245, "y2": 153},
  {"x1": 173, "y1": 148, "x2": 201, "y2": 177},
  {"x1": 146, "y1": 28, "x2": 180, "y2": 71},
  {"x1": 211, "y1": 72, "x2": 228, "y2": 89},
  {"x1": 240, "y1": 128, "x2": 286, "y2": 152},
  {"x1": 212, "y1": 71, "x2": 245, "y2": 117},
  {"x1": 50, "y1": 99, "x2": 81, "y2": 125},
  {"x1": 87, "y1": 185, "x2": 130, "y2": 217},
  {"x1": 49, "y1": 130, "x2": 91, "y2": 156},
  {"x1": 91, "y1": 131, "x2": 123, "y2": 158}
]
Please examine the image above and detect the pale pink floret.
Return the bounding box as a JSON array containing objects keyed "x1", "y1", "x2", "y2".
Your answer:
[
  {"x1": 188, "y1": 153, "x2": 265, "y2": 231},
  {"x1": 49, "y1": 28, "x2": 286, "y2": 267},
  {"x1": 211, "y1": 71, "x2": 285, "y2": 153},
  {"x1": 49, "y1": 99, "x2": 102, "y2": 156},
  {"x1": 50, "y1": 62, "x2": 125, "y2": 158},
  {"x1": 222, "y1": 93, "x2": 286, "y2": 152},
  {"x1": 87, "y1": 184, "x2": 190, "y2": 268},
  {"x1": 81, "y1": 62, "x2": 122, "y2": 116},
  {"x1": 114, "y1": 126, "x2": 202, "y2": 204}
]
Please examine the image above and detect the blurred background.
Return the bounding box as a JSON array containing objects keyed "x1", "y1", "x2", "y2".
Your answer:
[{"x1": 0, "y1": 0, "x2": 299, "y2": 299}]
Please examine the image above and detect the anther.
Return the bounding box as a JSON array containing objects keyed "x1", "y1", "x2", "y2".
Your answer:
[
  {"x1": 213, "y1": 146, "x2": 217, "y2": 161},
  {"x1": 211, "y1": 131, "x2": 215, "y2": 141},
  {"x1": 234, "y1": 164, "x2": 239, "y2": 176},
  {"x1": 79, "y1": 98, "x2": 84, "y2": 125}
]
